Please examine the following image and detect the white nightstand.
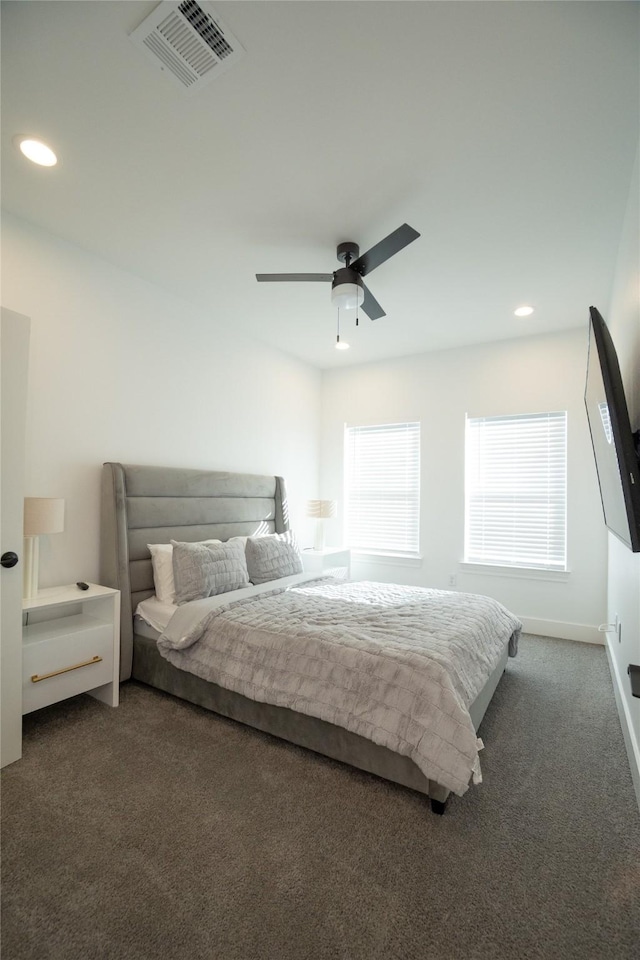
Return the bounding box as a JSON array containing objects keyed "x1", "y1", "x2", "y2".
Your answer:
[
  {"x1": 302, "y1": 548, "x2": 351, "y2": 580},
  {"x1": 22, "y1": 583, "x2": 120, "y2": 715}
]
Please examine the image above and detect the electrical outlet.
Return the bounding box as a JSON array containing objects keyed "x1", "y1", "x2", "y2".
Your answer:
[{"x1": 448, "y1": 574, "x2": 457, "y2": 588}]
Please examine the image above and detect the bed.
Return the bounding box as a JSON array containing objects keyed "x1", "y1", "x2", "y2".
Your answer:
[{"x1": 100, "y1": 462, "x2": 520, "y2": 813}]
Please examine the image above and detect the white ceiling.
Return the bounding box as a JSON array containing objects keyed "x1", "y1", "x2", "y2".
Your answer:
[{"x1": 2, "y1": 1, "x2": 638, "y2": 369}]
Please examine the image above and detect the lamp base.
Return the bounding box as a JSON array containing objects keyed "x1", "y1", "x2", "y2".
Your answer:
[
  {"x1": 23, "y1": 536, "x2": 39, "y2": 599},
  {"x1": 314, "y1": 520, "x2": 325, "y2": 553}
]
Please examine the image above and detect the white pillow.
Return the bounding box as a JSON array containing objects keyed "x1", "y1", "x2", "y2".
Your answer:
[
  {"x1": 147, "y1": 539, "x2": 221, "y2": 604},
  {"x1": 147, "y1": 543, "x2": 175, "y2": 604}
]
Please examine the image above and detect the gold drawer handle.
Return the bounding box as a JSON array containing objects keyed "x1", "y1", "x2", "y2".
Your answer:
[{"x1": 31, "y1": 655, "x2": 103, "y2": 683}]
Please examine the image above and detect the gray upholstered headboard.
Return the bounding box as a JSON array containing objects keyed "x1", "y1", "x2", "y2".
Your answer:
[{"x1": 100, "y1": 463, "x2": 289, "y2": 681}]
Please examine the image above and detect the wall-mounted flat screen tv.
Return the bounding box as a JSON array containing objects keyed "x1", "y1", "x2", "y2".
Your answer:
[{"x1": 584, "y1": 306, "x2": 640, "y2": 552}]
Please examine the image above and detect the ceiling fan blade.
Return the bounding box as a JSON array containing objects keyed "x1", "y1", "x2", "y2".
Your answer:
[
  {"x1": 256, "y1": 273, "x2": 333, "y2": 282},
  {"x1": 361, "y1": 283, "x2": 386, "y2": 320},
  {"x1": 351, "y1": 224, "x2": 420, "y2": 277}
]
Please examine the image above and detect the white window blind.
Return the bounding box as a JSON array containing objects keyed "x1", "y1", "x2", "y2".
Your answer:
[
  {"x1": 464, "y1": 412, "x2": 567, "y2": 570},
  {"x1": 345, "y1": 422, "x2": 420, "y2": 556}
]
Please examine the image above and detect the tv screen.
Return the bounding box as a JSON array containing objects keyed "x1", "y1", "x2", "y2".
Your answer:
[{"x1": 584, "y1": 306, "x2": 640, "y2": 552}]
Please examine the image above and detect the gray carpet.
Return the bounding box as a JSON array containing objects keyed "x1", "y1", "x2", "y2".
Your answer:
[{"x1": 2, "y1": 634, "x2": 639, "y2": 960}]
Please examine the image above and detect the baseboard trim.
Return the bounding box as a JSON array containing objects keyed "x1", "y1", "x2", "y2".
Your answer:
[
  {"x1": 604, "y1": 638, "x2": 640, "y2": 813},
  {"x1": 519, "y1": 617, "x2": 603, "y2": 645}
]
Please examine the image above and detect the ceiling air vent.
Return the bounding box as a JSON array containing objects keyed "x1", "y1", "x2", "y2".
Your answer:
[{"x1": 129, "y1": 1, "x2": 245, "y2": 94}]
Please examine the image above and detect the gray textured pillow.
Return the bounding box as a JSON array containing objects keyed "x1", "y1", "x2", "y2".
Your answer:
[
  {"x1": 171, "y1": 539, "x2": 250, "y2": 605},
  {"x1": 245, "y1": 532, "x2": 303, "y2": 585}
]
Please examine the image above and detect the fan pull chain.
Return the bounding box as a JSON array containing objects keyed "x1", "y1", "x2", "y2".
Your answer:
[{"x1": 335, "y1": 308, "x2": 349, "y2": 350}]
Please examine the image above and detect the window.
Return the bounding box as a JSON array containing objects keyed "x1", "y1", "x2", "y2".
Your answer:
[
  {"x1": 344, "y1": 421, "x2": 420, "y2": 556},
  {"x1": 464, "y1": 412, "x2": 567, "y2": 571}
]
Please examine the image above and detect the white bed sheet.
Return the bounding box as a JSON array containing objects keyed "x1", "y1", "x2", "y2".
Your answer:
[{"x1": 135, "y1": 596, "x2": 177, "y2": 634}]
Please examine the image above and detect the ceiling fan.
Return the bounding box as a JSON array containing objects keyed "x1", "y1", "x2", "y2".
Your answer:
[{"x1": 256, "y1": 223, "x2": 420, "y2": 325}]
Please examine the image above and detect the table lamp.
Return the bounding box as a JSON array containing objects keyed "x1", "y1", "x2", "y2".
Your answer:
[
  {"x1": 23, "y1": 497, "x2": 65, "y2": 599},
  {"x1": 306, "y1": 499, "x2": 337, "y2": 552}
]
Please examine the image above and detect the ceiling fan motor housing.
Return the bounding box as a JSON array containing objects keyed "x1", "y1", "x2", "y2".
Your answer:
[{"x1": 332, "y1": 267, "x2": 364, "y2": 290}]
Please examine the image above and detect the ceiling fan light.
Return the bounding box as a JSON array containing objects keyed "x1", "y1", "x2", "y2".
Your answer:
[{"x1": 331, "y1": 282, "x2": 364, "y2": 311}]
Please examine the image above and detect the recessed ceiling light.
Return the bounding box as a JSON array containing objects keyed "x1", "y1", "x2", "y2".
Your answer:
[
  {"x1": 514, "y1": 305, "x2": 534, "y2": 317},
  {"x1": 15, "y1": 137, "x2": 57, "y2": 167}
]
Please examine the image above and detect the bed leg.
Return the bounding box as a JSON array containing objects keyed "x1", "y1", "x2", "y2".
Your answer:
[{"x1": 430, "y1": 798, "x2": 448, "y2": 815}]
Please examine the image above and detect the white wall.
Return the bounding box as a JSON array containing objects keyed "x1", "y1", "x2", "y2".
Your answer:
[
  {"x1": 321, "y1": 328, "x2": 607, "y2": 641},
  {"x1": 606, "y1": 140, "x2": 640, "y2": 805},
  {"x1": 1, "y1": 213, "x2": 322, "y2": 588}
]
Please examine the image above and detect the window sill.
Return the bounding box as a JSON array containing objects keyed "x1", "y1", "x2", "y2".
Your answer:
[
  {"x1": 351, "y1": 552, "x2": 423, "y2": 567},
  {"x1": 459, "y1": 562, "x2": 570, "y2": 583}
]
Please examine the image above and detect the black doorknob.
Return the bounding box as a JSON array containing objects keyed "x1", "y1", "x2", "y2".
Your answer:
[{"x1": 1, "y1": 551, "x2": 19, "y2": 568}]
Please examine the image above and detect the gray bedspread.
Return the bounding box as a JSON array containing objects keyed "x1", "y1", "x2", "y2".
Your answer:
[{"x1": 158, "y1": 578, "x2": 521, "y2": 795}]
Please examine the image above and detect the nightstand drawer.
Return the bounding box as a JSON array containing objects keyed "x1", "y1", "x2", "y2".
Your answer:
[{"x1": 23, "y1": 614, "x2": 114, "y2": 713}]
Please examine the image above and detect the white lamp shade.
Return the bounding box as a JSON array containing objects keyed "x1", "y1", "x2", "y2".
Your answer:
[
  {"x1": 24, "y1": 498, "x2": 65, "y2": 536},
  {"x1": 306, "y1": 499, "x2": 337, "y2": 519},
  {"x1": 331, "y1": 282, "x2": 364, "y2": 311}
]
